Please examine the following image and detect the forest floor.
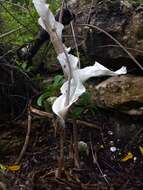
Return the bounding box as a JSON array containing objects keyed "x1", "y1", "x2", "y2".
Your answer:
[{"x1": 0, "y1": 108, "x2": 143, "y2": 190}]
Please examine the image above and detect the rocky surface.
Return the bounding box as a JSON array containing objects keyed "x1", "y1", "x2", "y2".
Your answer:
[
  {"x1": 90, "y1": 75, "x2": 143, "y2": 115},
  {"x1": 67, "y1": 0, "x2": 143, "y2": 115},
  {"x1": 68, "y1": 0, "x2": 143, "y2": 73}
]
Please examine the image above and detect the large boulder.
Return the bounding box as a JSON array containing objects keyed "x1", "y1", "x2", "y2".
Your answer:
[{"x1": 91, "y1": 75, "x2": 143, "y2": 115}]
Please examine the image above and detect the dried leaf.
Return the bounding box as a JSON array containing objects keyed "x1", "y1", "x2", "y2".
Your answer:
[
  {"x1": 139, "y1": 146, "x2": 143, "y2": 155},
  {"x1": 6, "y1": 165, "x2": 21, "y2": 171},
  {"x1": 121, "y1": 152, "x2": 133, "y2": 162}
]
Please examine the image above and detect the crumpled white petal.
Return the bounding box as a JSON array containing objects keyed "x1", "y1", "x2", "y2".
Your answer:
[
  {"x1": 52, "y1": 53, "x2": 127, "y2": 122},
  {"x1": 33, "y1": 0, "x2": 127, "y2": 125},
  {"x1": 33, "y1": 0, "x2": 64, "y2": 38}
]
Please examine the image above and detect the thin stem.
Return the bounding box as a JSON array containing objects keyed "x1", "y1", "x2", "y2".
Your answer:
[
  {"x1": 73, "y1": 120, "x2": 80, "y2": 168},
  {"x1": 90, "y1": 139, "x2": 109, "y2": 184},
  {"x1": 5, "y1": 1, "x2": 27, "y2": 11},
  {"x1": 15, "y1": 104, "x2": 31, "y2": 164},
  {"x1": 57, "y1": 127, "x2": 65, "y2": 177},
  {"x1": 70, "y1": 21, "x2": 81, "y2": 68},
  {"x1": 59, "y1": 0, "x2": 65, "y2": 23},
  {"x1": 95, "y1": 44, "x2": 143, "y2": 54},
  {"x1": 0, "y1": 27, "x2": 23, "y2": 39}
]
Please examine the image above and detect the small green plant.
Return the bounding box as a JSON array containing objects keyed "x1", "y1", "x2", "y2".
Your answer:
[
  {"x1": 37, "y1": 75, "x2": 64, "y2": 111},
  {"x1": 70, "y1": 91, "x2": 97, "y2": 119}
]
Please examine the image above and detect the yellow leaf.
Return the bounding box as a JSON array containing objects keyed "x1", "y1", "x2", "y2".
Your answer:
[
  {"x1": 6, "y1": 165, "x2": 21, "y2": 171},
  {"x1": 0, "y1": 164, "x2": 7, "y2": 171},
  {"x1": 121, "y1": 152, "x2": 133, "y2": 162},
  {"x1": 139, "y1": 146, "x2": 143, "y2": 155}
]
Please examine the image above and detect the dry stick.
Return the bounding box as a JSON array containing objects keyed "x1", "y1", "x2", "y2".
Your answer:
[
  {"x1": 68, "y1": 5, "x2": 81, "y2": 167},
  {"x1": 78, "y1": 24, "x2": 143, "y2": 71},
  {"x1": 59, "y1": 0, "x2": 65, "y2": 23},
  {"x1": 5, "y1": 1, "x2": 27, "y2": 11},
  {"x1": 90, "y1": 140, "x2": 110, "y2": 185},
  {"x1": 57, "y1": 126, "x2": 65, "y2": 178},
  {"x1": 30, "y1": 106, "x2": 100, "y2": 130},
  {"x1": 73, "y1": 120, "x2": 80, "y2": 168},
  {"x1": 57, "y1": 0, "x2": 70, "y2": 176},
  {"x1": 70, "y1": 21, "x2": 81, "y2": 68},
  {"x1": 95, "y1": 44, "x2": 143, "y2": 54},
  {"x1": 41, "y1": 9, "x2": 73, "y2": 176},
  {"x1": 15, "y1": 105, "x2": 31, "y2": 164},
  {"x1": 0, "y1": 27, "x2": 23, "y2": 39},
  {"x1": 43, "y1": 22, "x2": 72, "y2": 105},
  {"x1": 86, "y1": 0, "x2": 95, "y2": 24}
]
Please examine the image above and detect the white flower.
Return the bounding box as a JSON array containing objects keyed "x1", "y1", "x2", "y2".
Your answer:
[
  {"x1": 52, "y1": 53, "x2": 127, "y2": 123},
  {"x1": 33, "y1": 0, "x2": 127, "y2": 125}
]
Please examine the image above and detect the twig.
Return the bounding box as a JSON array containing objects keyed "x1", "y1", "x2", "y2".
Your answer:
[
  {"x1": 30, "y1": 106, "x2": 100, "y2": 130},
  {"x1": 5, "y1": 1, "x2": 27, "y2": 11},
  {"x1": 95, "y1": 44, "x2": 143, "y2": 54},
  {"x1": 87, "y1": 0, "x2": 95, "y2": 24},
  {"x1": 0, "y1": 27, "x2": 23, "y2": 39},
  {"x1": 73, "y1": 120, "x2": 80, "y2": 168},
  {"x1": 57, "y1": 127, "x2": 65, "y2": 177},
  {"x1": 42, "y1": 14, "x2": 73, "y2": 106},
  {"x1": 90, "y1": 138, "x2": 110, "y2": 185},
  {"x1": 70, "y1": 21, "x2": 81, "y2": 68},
  {"x1": 78, "y1": 24, "x2": 143, "y2": 71},
  {"x1": 59, "y1": 0, "x2": 65, "y2": 23},
  {"x1": 39, "y1": 4, "x2": 74, "y2": 176},
  {"x1": 15, "y1": 103, "x2": 32, "y2": 164}
]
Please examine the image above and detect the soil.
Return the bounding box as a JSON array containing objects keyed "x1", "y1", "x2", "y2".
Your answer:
[{"x1": 0, "y1": 108, "x2": 143, "y2": 190}]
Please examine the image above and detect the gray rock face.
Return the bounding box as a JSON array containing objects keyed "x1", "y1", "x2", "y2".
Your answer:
[{"x1": 70, "y1": 0, "x2": 143, "y2": 73}]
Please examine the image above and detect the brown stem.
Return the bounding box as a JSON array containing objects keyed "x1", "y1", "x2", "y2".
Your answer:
[
  {"x1": 73, "y1": 120, "x2": 80, "y2": 168},
  {"x1": 57, "y1": 127, "x2": 65, "y2": 177},
  {"x1": 15, "y1": 104, "x2": 31, "y2": 164}
]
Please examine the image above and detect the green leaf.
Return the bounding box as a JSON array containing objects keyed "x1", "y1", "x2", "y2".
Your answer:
[
  {"x1": 53, "y1": 75, "x2": 64, "y2": 87},
  {"x1": 71, "y1": 107, "x2": 84, "y2": 118},
  {"x1": 37, "y1": 92, "x2": 50, "y2": 106}
]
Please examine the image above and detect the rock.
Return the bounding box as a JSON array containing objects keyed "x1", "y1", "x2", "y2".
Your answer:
[
  {"x1": 91, "y1": 75, "x2": 143, "y2": 115},
  {"x1": 68, "y1": 0, "x2": 143, "y2": 73}
]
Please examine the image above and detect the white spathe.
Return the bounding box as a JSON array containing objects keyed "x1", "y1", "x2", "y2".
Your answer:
[
  {"x1": 33, "y1": 0, "x2": 127, "y2": 125},
  {"x1": 33, "y1": 0, "x2": 64, "y2": 38},
  {"x1": 52, "y1": 53, "x2": 127, "y2": 123}
]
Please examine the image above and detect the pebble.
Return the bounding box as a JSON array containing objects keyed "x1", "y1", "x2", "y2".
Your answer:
[{"x1": 110, "y1": 146, "x2": 117, "y2": 152}]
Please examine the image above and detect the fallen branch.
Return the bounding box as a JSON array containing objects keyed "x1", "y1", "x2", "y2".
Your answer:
[
  {"x1": 15, "y1": 104, "x2": 32, "y2": 164},
  {"x1": 30, "y1": 106, "x2": 100, "y2": 130}
]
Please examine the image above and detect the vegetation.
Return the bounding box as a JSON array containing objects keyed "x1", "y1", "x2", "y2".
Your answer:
[{"x1": 0, "y1": 1, "x2": 143, "y2": 190}]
